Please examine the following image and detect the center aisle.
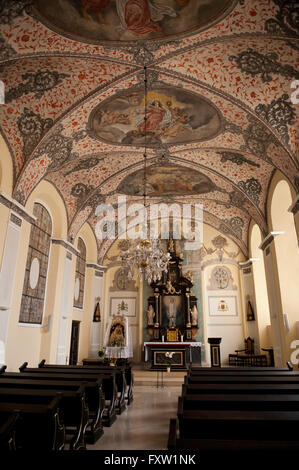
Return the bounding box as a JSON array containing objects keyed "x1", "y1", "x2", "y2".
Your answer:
[{"x1": 87, "y1": 385, "x2": 182, "y2": 450}]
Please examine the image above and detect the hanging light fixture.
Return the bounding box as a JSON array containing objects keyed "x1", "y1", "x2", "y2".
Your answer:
[{"x1": 120, "y1": 66, "x2": 171, "y2": 285}]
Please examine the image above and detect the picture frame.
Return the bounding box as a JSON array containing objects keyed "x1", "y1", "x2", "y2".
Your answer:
[{"x1": 110, "y1": 297, "x2": 136, "y2": 317}]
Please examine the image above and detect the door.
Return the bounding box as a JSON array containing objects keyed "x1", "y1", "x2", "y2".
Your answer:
[{"x1": 69, "y1": 321, "x2": 80, "y2": 365}]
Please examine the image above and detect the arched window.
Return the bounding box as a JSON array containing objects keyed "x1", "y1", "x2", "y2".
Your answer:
[
  {"x1": 73, "y1": 237, "x2": 86, "y2": 309},
  {"x1": 19, "y1": 203, "x2": 52, "y2": 324}
]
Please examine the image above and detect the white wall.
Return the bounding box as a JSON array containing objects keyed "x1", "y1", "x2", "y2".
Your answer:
[{"x1": 204, "y1": 263, "x2": 244, "y2": 366}]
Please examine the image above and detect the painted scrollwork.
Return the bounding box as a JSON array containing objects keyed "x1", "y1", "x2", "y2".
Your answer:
[
  {"x1": 6, "y1": 70, "x2": 70, "y2": 102},
  {"x1": 255, "y1": 94, "x2": 296, "y2": 144},
  {"x1": 230, "y1": 48, "x2": 299, "y2": 83},
  {"x1": 17, "y1": 107, "x2": 53, "y2": 158},
  {"x1": 238, "y1": 177, "x2": 262, "y2": 205}
]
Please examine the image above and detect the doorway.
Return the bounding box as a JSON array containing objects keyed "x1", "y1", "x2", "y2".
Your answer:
[{"x1": 69, "y1": 320, "x2": 80, "y2": 365}]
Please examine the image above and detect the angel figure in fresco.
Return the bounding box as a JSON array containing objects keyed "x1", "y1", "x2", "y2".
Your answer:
[
  {"x1": 97, "y1": 109, "x2": 130, "y2": 127},
  {"x1": 161, "y1": 100, "x2": 191, "y2": 138},
  {"x1": 81, "y1": 0, "x2": 110, "y2": 24},
  {"x1": 116, "y1": 0, "x2": 177, "y2": 38}
]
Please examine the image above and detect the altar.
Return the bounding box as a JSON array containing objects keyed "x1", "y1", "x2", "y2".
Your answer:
[
  {"x1": 143, "y1": 239, "x2": 201, "y2": 370},
  {"x1": 144, "y1": 342, "x2": 202, "y2": 370}
]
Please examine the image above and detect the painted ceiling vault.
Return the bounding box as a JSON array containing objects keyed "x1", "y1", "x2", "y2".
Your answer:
[{"x1": 0, "y1": 0, "x2": 298, "y2": 262}]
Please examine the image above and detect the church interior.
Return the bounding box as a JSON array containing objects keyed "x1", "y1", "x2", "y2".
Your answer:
[{"x1": 0, "y1": 0, "x2": 299, "y2": 456}]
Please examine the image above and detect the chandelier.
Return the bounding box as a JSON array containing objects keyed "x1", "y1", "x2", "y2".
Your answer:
[{"x1": 120, "y1": 66, "x2": 171, "y2": 284}]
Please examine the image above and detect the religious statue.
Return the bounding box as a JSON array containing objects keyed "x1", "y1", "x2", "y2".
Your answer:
[
  {"x1": 167, "y1": 297, "x2": 176, "y2": 327},
  {"x1": 107, "y1": 316, "x2": 126, "y2": 347},
  {"x1": 191, "y1": 305, "x2": 198, "y2": 326},
  {"x1": 147, "y1": 305, "x2": 155, "y2": 326}
]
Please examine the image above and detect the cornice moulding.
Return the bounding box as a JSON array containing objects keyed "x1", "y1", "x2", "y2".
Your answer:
[
  {"x1": 51, "y1": 238, "x2": 79, "y2": 256},
  {"x1": 0, "y1": 190, "x2": 36, "y2": 224}
]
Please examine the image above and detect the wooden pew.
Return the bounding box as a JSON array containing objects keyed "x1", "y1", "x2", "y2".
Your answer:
[
  {"x1": 182, "y1": 382, "x2": 299, "y2": 395},
  {"x1": 0, "y1": 373, "x2": 99, "y2": 450},
  {"x1": 0, "y1": 380, "x2": 88, "y2": 450},
  {"x1": 188, "y1": 370, "x2": 299, "y2": 377},
  {"x1": 178, "y1": 408, "x2": 299, "y2": 439},
  {"x1": 168, "y1": 418, "x2": 299, "y2": 453},
  {"x1": 189, "y1": 365, "x2": 292, "y2": 372},
  {"x1": 82, "y1": 358, "x2": 134, "y2": 405},
  {"x1": 0, "y1": 394, "x2": 65, "y2": 450},
  {"x1": 37, "y1": 361, "x2": 128, "y2": 414},
  {"x1": 172, "y1": 364, "x2": 299, "y2": 453},
  {"x1": 10, "y1": 367, "x2": 117, "y2": 427},
  {"x1": 0, "y1": 412, "x2": 20, "y2": 450},
  {"x1": 185, "y1": 375, "x2": 299, "y2": 385},
  {"x1": 179, "y1": 393, "x2": 299, "y2": 412}
]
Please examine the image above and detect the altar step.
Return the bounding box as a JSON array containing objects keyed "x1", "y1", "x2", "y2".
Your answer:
[{"x1": 132, "y1": 368, "x2": 186, "y2": 386}]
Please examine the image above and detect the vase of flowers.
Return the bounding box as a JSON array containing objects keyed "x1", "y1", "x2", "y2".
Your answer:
[
  {"x1": 109, "y1": 357, "x2": 117, "y2": 367},
  {"x1": 98, "y1": 348, "x2": 105, "y2": 359}
]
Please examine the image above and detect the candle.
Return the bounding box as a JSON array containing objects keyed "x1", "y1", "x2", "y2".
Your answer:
[
  {"x1": 181, "y1": 335, "x2": 184, "y2": 342},
  {"x1": 162, "y1": 335, "x2": 164, "y2": 343}
]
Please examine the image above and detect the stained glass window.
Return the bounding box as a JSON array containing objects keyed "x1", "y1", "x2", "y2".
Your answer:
[
  {"x1": 73, "y1": 237, "x2": 86, "y2": 309},
  {"x1": 19, "y1": 203, "x2": 52, "y2": 324}
]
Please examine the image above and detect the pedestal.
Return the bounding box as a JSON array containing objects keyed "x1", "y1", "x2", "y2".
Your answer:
[{"x1": 208, "y1": 337, "x2": 222, "y2": 367}]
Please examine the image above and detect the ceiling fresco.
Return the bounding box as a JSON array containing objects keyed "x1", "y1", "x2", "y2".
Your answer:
[
  {"x1": 0, "y1": 0, "x2": 298, "y2": 262},
  {"x1": 117, "y1": 164, "x2": 217, "y2": 196},
  {"x1": 87, "y1": 86, "x2": 222, "y2": 146},
  {"x1": 33, "y1": 0, "x2": 235, "y2": 44}
]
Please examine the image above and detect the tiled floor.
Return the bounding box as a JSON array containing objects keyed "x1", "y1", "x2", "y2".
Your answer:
[{"x1": 87, "y1": 385, "x2": 181, "y2": 450}]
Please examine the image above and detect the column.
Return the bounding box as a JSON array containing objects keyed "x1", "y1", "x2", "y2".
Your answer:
[
  {"x1": 86, "y1": 263, "x2": 106, "y2": 358},
  {"x1": 259, "y1": 233, "x2": 287, "y2": 367},
  {"x1": 0, "y1": 193, "x2": 35, "y2": 365},
  {"x1": 54, "y1": 240, "x2": 78, "y2": 364},
  {"x1": 239, "y1": 260, "x2": 260, "y2": 350}
]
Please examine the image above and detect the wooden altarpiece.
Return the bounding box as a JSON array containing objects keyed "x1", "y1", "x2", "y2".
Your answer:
[{"x1": 146, "y1": 239, "x2": 198, "y2": 342}]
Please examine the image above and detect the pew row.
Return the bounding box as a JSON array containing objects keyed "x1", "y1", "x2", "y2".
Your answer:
[
  {"x1": 81, "y1": 359, "x2": 134, "y2": 405},
  {"x1": 169, "y1": 365, "x2": 299, "y2": 453},
  {"x1": 15, "y1": 365, "x2": 118, "y2": 426},
  {"x1": 36, "y1": 361, "x2": 127, "y2": 415},
  {"x1": 185, "y1": 375, "x2": 299, "y2": 384},
  {"x1": 182, "y1": 382, "x2": 299, "y2": 395},
  {"x1": 0, "y1": 374, "x2": 106, "y2": 444},
  {"x1": 0, "y1": 412, "x2": 20, "y2": 450},
  {"x1": 0, "y1": 394, "x2": 65, "y2": 450},
  {"x1": 168, "y1": 419, "x2": 299, "y2": 453},
  {"x1": 0, "y1": 379, "x2": 89, "y2": 450}
]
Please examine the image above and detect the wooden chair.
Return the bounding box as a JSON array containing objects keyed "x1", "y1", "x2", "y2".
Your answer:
[{"x1": 229, "y1": 337, "x2": 267, "y2": 367}]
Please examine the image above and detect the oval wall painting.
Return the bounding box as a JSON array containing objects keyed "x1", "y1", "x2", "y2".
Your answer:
[
  {"x1": 88, "y1": 87, "x2": 222, "y2": 146},
  {"x1": 33, "y1": 0, "x2": 236, "y2": 44}
]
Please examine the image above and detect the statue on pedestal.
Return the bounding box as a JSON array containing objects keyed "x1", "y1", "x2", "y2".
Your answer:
[
  {"x1": 147, "y1": 305, "x2": 155, "y2": 326},
  {"x1": 191, "y1": 305, "x2": 198, "y2": 326}
]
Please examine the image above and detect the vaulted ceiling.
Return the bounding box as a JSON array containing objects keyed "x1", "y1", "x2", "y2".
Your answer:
[{"x1": 0, "y1": 0, "x2": 298, "y2": 262}]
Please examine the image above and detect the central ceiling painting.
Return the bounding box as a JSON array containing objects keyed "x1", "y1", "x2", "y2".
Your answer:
[
  {"x1": 33, "y1": 0, "x2": 235, "y2": 43},
  {"x1": 88, "y1": 86, "x2": 222, "y2": 146}
]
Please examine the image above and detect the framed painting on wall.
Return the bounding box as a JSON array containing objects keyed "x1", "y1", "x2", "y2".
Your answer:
[
  {"x1": 208, "y1": 295, "x2": 238, "y2": 317},
  {"x1": 110, "y1": 297, "x2": 136, "y2": 317}
]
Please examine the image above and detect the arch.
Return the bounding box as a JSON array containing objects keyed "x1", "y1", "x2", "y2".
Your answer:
[
  {"x1": 0, "y1": 134, "x2": 14, "y2": 196},
  {"x1": 249, "y1": 221, "x2": 271, "y2": 351},
  {"x1": 268, "y1": 173, "x2": 299, "y2": 366},
  {"x1": 74, "y1": 222, "x2": 98, "y2": 265},
  {"x1": 25, "y1": 180, "x2": 68, "y2": 239}
]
